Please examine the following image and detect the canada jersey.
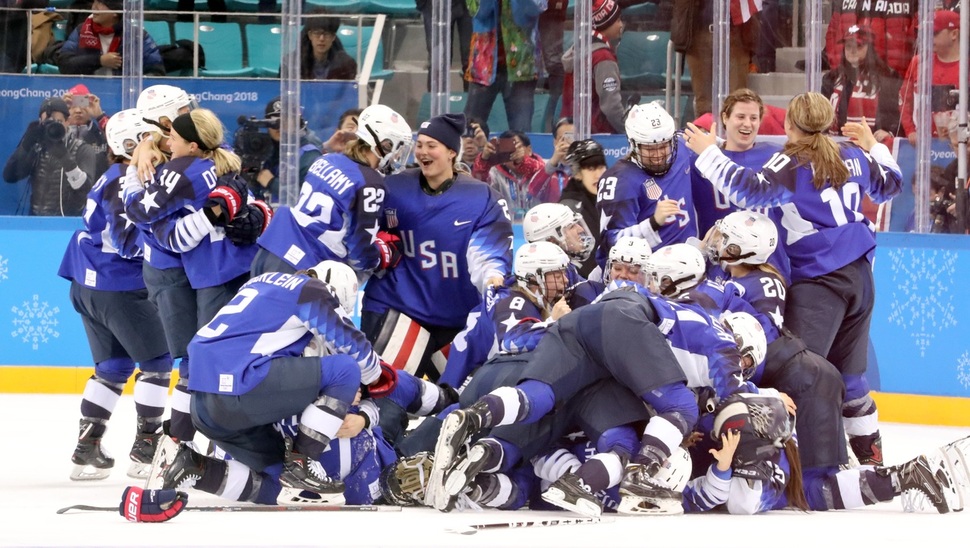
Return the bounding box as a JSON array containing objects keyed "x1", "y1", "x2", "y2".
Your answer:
[
  {"x1": 58, "y1": 163, "x2": 145, "y2": 291},
  {"x1": 187, "y1": 272, "x2": 381, "y2": 395},
  {"x1": 363, "y1": 170, "x2": 514, "y2": 328},
  {"x1": 596, "y1": 141, "x2": 697, "y2": 266},
  {"x1": 693, "y1": 142, "x2": 902, "y2": 280},
  {"x1": 257, "y1": 153, "x2": 385, "y2": 273}
]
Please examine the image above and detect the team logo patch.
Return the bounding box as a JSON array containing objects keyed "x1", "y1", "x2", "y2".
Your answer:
[
  {"x1": 385, "y1": 208, "x2": 399, "y2": 229},
  {"x1": 644, "y1": 179, "x2": 662, "y2": 200},
  {"x1": 603, "y1": 77, "x2": 618, "y2": 93}
]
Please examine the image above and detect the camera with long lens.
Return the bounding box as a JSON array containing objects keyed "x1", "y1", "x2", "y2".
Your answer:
[
  {"x1": 931, "y1": 85, "x2": 959, "y2": 112},
  {"x1": 41, "y1": 119, "x2": 66, "y2": 142},
  {"x1": 930, "y1": 196, "x2": 955, "y2": 233},
  {"x1": 233, "y1": 115, "x2": 279, "y2": 190}
]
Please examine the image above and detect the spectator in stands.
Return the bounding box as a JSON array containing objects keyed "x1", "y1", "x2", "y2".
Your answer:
[
  {"x1": 473, "y1": 130, "x2": 546, "y2": 220},
  {"x1": 561, "y1": 0, "x2": 626, "y2": 134},
  {"x1": 672, "y1": 0, "x2": 761, "y2": 116},
  {"x1": 900, "y1": 10, "x2": 962, "y2": 145},
  {"x1": 298, "y1": 10, "x2": 356, "y2": 81},
  {"x1": 460, "y1": 118, "x2": 489, "y2": 170},
  {"x1": 0, "y1": 0, "x2": 56, "y2": 73},
  {"x1": 249, "y1": 96, "x2": 324, "y2": 203},
  {"x1": 537, "y1": 0, "x2": 567, "y2": 131},
  {"x1": 56, "y1": 0, "x2": 165, "y2": 76},
  {"x1": 529, "y1": 117, "x2": 574, "y2": 204},
  {"x1": 463, "y1": 0, "x2": 543, "y2": 133},
  {"x1": 323, "y1": 108, "x2": 361, "y2": 154},
  {"x1": 822, "y1": 24, "x2": 901, "y2": 147},
  {"x1": 824, "y1": 0, "x2": 917, "y2": 78},
  {"x1": 3, "y1": 97, "x2": 99, "y2": 216},
  {"x1": 177, "y1": 0, "x2": 227, "y2": 23},
  {"x1": 416, "y1": 0, "x2": 471, "y2": 92},
  {"x1": 63, "y1": 84, "x2": 110, "y2": 179}
]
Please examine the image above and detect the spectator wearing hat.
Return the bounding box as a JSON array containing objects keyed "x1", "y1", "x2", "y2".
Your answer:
[
  {"x1": 821, "y1": 24, "x2": 901, "y2": 147},
  {"x1": 463, "y1": 0, "x2": 544, "y2": 133},
  {"x1": 900, "y1": 9, "x2": 963, "y2": 145},
  {"x1": 248, "y1": 96, "x2": 323, "y2": 203},
  {"x1": 56, "y1": 0, "x2": 165, "y2": 76},
  {"x1": 473, "y1": 129, "x2": 547, "y2": 221},
  {"x1": 296, "y1": 9, "x2": 356, "y2": 81},
  {"x1": 3, "y1": 97, "x2": 99, "y2": 216},
  {"x1": 361, "y1": 112, "x2": 513, "y2": 391},
  {"x1": 63, "y1": 83, "x2": 110, "y2": 178},
  {"x1": 561, "y1": 0, "x2": 626, "y2": 134},
  {"x1": 671, "y1": 0, "x2": 761, "y2": 116}
]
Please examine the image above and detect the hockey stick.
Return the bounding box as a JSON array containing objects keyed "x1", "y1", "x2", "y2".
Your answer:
[
  {"x1": 57, "y1": 504, "x2": 401, "y2": 515},
  {"x1": 445, "y1": 516, "x2": 614, "y2": 535}
]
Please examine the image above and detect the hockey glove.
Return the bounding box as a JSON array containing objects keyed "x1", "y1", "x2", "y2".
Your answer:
[
  {"x1": 205, "y1": 175, "x2": 249, "y2": 226},
  {"x1": 375, "y1": 231, "x2": 403, "y2": 270},
  {"x1": 364, "y1": 361, "x2": 398, "y2": 399},
  {"x1": 119, "y1": 486, "x2": 188, "y2": 523},
  {"x1": 224, "y1": 201, "x2": 273, "y2": 246}
]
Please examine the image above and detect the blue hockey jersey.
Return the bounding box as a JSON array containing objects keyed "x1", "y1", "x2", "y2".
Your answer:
[
  {"x1": 58, "y1": 163, "x2": 145, "y2": 291},
  {"x1": 187, "y1": 271, "x2": 381, "y2": 395},
  {"x1": 691, "y1": 142, "x2": 781, "y2": 237},
  {"x1": 256, "y1": 153, "x2": 386, "y2": 275},
  {"x1": 693, "y1": 142, "x2": 902, "y2": 281},
  {"x1": 363, "y1": 169, "x2": 514, "y2": 328}
]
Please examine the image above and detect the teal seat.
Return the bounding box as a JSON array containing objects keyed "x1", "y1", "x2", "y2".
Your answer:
[
  {"x1": 306, "y1": 0, "x2": 364, "y2": 11},
  {"x1": 174, "y1": 22, "x2": 255, "y2": 77},
  {"x1": 145, "y1": 20, "x2": 173, "y2": 46},
  {"x1": 338, "y1": 25, "x2": 393, "y2": 81},
  {"x1": 616, "y1": 31, "x2": 670, "y2": 90},
  {"x1": 227, "y1": 0, "x2": 275, "y2": 11},
  {"x1": 148, "y1": 0, "x2": 209, "y2": 9},
  {"x1": 22, "y1": 63, "x2": 61, "y2": 74},
  {"x1": 47, "y1": 0, "x2": 73, "y2": 7},
  {"x1": 53, "y1": 19, "x2": 68, "y2": 42},
  {"x1": 245, "y1": 23, "x2": 282, "y2": 77},
  {"x1": 417, "y1": 92, "x2": 510, "y2": 134},
  {"x1": 362, "y1": 0, "x2": 417, "y2": 16}
]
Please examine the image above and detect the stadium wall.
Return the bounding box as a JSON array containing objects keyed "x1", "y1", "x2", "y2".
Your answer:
[{"x1": 0, "y1": 217, "x2": 968, "y2": 425}]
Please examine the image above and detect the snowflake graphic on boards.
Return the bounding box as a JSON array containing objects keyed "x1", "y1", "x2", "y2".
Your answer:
[
  {"x1": 0, "y1": 254, "x2": 8, "y2": 282},
  {"x1": 11, "y1": 294, "x2": 60, "y2": 350},
  {"x1": 958, "y1": 352, "x2": 970, "y2": 391},
  {"x1": 886, "y1": 249, "x2": 958, "y2": 356}
]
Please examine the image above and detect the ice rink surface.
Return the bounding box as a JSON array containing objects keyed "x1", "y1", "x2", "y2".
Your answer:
[{"x1": 3, "y1": 393, "x2": 970, "y2": 548}]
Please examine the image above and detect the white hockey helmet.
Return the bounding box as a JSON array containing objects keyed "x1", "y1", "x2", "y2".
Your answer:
[
  {"x1": 355, "y1": 104, "x2": 414, "y2": 175},
  {"x1": 514, "y1": 241, "x2": 570, "y2": 311},
  {"x1": 712, "y1": 211, "x2": 778, "y2": 268},
  {"x1": 652, "y1": 446, "x2": 692, "y2": 492},
  {"x1": 721, "y1": 311, "x2": 767, "y2": 380},
  {"x1": 310, "y1": 260, "x2": 359, "y2": 315},
  {"x1": 105, "y1": 108, "x2": 151, "y2": 159},
  {"x1": 606, "y1": 236, "x2": 652, "y2": 285},
  {"x1": 644, "y1": 243, "x2": 706, "y2": 297},
  {"x1": 625, "y1": 101, "x2": 677, "y2": 176},
  {"x1": 137, "y1": 84, "x2": 194, "y2": 131},
  {"x1": 523, "y1": 203, "x2": 594, "y2": 263}
]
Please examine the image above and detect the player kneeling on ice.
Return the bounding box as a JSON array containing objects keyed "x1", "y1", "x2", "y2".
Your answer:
[
  {"x1": 682, "y1": 393, "x2": 969, "y2": 515},
  {"x1": 149, "y1": 261, "x2": 397, "y2": 505}
]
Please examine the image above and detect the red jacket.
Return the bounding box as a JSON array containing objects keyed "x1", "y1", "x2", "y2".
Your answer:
[{"x1": 824, "y1": 0, "x2": 917, "y2": 76}]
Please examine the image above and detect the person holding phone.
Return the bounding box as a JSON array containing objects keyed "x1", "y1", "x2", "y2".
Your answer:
[
  {"x1": 63, "y1": 84, "x2": 109, "y2": 179},
  {"x1": 529, "y1": 117, "x2": 575, "y2": 205},
  {"x1": 472, "y1": 130, "x2": 547, "y2": 220}
]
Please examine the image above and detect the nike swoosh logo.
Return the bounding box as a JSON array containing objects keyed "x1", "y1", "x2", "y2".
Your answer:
[{"x1": 454, "y1": 220, "x2": 472, "y2": 226}]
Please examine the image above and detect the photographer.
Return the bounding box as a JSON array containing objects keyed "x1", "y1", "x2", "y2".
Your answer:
[
  {"x1": 236, "y1": 96, "x2": 323, "y2": 203},
  {"x1": 930, "y1": 167, "x2": 965, "y2": 234},
  {"x1": 3, "y1": 97, "x2": 98, "y2": 216}
]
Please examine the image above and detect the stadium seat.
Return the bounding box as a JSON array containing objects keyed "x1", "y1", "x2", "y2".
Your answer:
[
  {"x1": 245, "y1": 23, "x2": 282, "y2": 77},
  {"x1": 22, "y1": 64, "x2": 61, "y2": 74},
  {"x1": 227, "y1": 0, "x2": 274, "y2": 11},
  {"x1": 616, "y1": 31, "x2": 670, "y2": 90},
  {"x1": 338, "y1": 25, "x2": 394, "y2": 81},
  {"x1": 145, "y1": 20, "x2": 173, "y2": 47},
  {"x1": 417, "y1": 92, "x2": 511, "y2": 134},
  {"x1": 306, "y1": 0, "x2": 364, "y2": 12},
  {"x1": 362, "y1": 0, "x2": 416, "y2": 16},
  {"x1": 148, "y1": 0, "x2": 209, "y2": 9},
  {"x1": 174, "y1": 22, "x2": 255, "y2": 77}
]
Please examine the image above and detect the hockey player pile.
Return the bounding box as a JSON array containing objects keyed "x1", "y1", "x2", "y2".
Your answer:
[{"x1": 59, "y1": 85, "x2": 970, "y2": 522}]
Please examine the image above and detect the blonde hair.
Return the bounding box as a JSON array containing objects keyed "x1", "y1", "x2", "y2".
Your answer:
[
  {"x1": 343, "y1": 138, "x2": 372, "y2": 166},
  {"x1": 188, "y1": 108, "x2": 242, "y2": 176},
  {"x1": 783, "y1": 93, "x2": 850, "y2": 190}
]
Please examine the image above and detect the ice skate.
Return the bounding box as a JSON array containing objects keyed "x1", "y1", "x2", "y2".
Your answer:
[
  {"x1": 278, "y1": 437, "x2": 346, "y2": 505},
  {"x1": 70, "y1": 419, "x2": 114, "y2": 481},
  {"x1": 542, "y1": 472, "x2": 604, "y2": 518},
  {"x1": 438, "y1": 441, "x2": 492, "y2": 512},
  {"x1": 881, "y1": 450, "x2": 960, "y2": 514},
  {"x1": 127, "y1": 419, "x2": 162, "y2": 480},
  {"x1": 617, "y1": 462, "x2": 684, "y2": 515},
  {"x1": 427, "y1": 401, "x2": 491, "y2": 508}
]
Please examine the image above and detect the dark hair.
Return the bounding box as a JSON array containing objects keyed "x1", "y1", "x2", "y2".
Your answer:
[
  {"x1": 338, "y1": 108, "x2": 362, "y2": 129},
  {"x1": 553, "y1": 117, "x2": 574, "y2": 139},
  {"x1": 300, "y1": 8, "x2": 346, "y2": 80},
  {"x1": 499, "y1": 129, "x2": 530, "y2": 147},
  {"x1": 466, "y1": 116, "x2": 489, "y2": 138}
]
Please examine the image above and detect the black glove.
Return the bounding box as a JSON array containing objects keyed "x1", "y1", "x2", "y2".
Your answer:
[
  {"x1": 224, "y1": 201, "x2": 273, "y2": 246},
  {"x1": 21, "y1": 121, "x2": 44, "y2": 149},
  {"x1": 45, "y1": 139, "x2": 79, "y2": 171},
  {"x1": 205, "y1": 175, "x2": 250, "y2": 226}
]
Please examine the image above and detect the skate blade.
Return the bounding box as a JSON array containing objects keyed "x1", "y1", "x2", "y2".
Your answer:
[
  {"x1": 616, "y1": 494, "x2": 684, "y2": 516},
  {"x1": 144, "y1": 434, "x2": 179, "y2": 489},
  {"x1": 942, "y1": 437, "x2": 970, "y2": 511},
  {"x1": 70, "y1": 463, "x2": 111, "y2": 481},
  {"x1": 277, "y1": 488, "x2": 346, "y2": 506},
  {"x1": 541, "y1": 488, "x2": 603, "y2": 518},
  {"x1": 126, "y1": 461, "x2": 151, "y2": 480},
  {"x1": 443, "y1": 444, "x2": 486, "y2": 497}
]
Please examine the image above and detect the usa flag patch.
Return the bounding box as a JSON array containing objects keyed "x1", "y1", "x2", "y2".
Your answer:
[
  {"x1": 644, "y1": 179, "x2": 662, "y2": 200},
  {"x1": 385, "y1": 208, "x2": 399, "y2": 229}
]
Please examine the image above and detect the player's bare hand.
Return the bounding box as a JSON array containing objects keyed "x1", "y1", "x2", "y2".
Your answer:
[
  {"x1": 683, "y1": 122, "x2": 717, "y2": 155},
  {"x1": 337, "y1": 413, "x2": 366, "y2": 438},
  {"x1": 652, "y1": 199, "x2": 681, "y2": 226},
  {"x1": 710, "y1": 429, "x2": 741, "y2": 472},
  {"x1": 550, "y1": 298, "x2": 571, "y2": 321},
  {"x1": 778, "y1": 391, "x2": 797, "y2": 415},
  {"x1": 841, "y1": 117, "x2": 877, "y2": 151}
]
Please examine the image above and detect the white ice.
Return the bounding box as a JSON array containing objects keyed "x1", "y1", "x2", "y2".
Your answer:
[{"x1": 2, "y1": 393, "x2": 969, "y2": 548}]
